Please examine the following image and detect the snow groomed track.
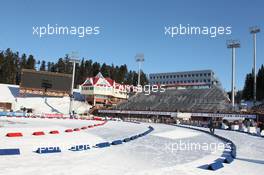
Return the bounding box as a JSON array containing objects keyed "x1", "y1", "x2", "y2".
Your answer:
[
  {"x1": 0, "y1": 117, "x2": 264, "y2": 175},
  {"x1": 174, "y1": 124, "x2": 236, "y2": 170},
  {"x1": 1, "y1": 116, "x2": 107, "y2": 138}
]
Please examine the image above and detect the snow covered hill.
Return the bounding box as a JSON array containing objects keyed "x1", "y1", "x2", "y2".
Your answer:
[{"x1": 0, "y1": 83, "x2": 91, "y2": 114}]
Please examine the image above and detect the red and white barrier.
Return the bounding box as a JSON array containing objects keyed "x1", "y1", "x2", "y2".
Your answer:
[
  {"x1": 65, "y1": 129, "x2": 73, "y2": 133},
  {"x1": 49, "y1": 130, "x2": 59, "y2": 134},
  {"x1": 73, "y1": 128, "x2": 80, "y2": 131},
  {"x1": 6, "y1": 132, "x2": 23, "y2": 137},
  {"x1": 32, "y1": 131, "x2": 45, "y2": 136},
  {"x1": 3, "y1": 114, "x2": 107, "y2": 137}
]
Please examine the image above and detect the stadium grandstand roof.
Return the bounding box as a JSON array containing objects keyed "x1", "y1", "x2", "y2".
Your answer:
[{"x1": 113, "y1": 85, "x2": 230, "y2": 113}]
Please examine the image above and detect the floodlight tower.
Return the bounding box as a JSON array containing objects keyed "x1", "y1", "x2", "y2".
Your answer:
[
  {"x1": 69, "y1": 52, "x2": 80, "y2": 116},
  {"x1": 227, "y1": 40, "x2": 240, "y2": 110},
  {"x1": 135, "y1": 53, "x2": 145, "y2": 86},
  {"x1": 250, "y1": 26, "x2": 260, "y2": 105}
]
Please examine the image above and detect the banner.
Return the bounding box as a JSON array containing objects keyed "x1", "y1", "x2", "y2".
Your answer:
[
  {"x1": 98, "y1": 110, "x2": 256, "y2": 119},
  {"x1": 0, "y1": 111, "x2": 26, "y2": 117}
]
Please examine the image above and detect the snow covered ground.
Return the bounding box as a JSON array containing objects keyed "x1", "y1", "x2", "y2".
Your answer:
[
  {"x1": 0, "y1": 83, "x2": 91, "y2": 114},
  {"x1": 1, "y1": 117, "x2": 263, "y2": 175}
]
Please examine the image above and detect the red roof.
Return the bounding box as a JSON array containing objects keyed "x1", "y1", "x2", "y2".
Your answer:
[{"x1": 81, "y1": 72, "x2": 131, "y2": 89}]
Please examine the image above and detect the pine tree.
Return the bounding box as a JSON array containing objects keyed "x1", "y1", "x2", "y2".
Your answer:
[
  {"x1": 109, "y1": 64, "x2": 117, "y2": 80},
  {"x1": 125, "y1": 71, "x2": 134, "y2": 84},
  {"x1": 84, "y1": 59, "x2": 93, "y2": 77},
  {"x1": 140, "y1": 71, "x2": 149, "y2": 85},
  {"x1": 40, "y1": 61, "x2": 46, "y2": 71},
  {"x1": 0, "y1": 51, "x2": 4, "y2": 83},
  {"x1": 57, "y1": 58, "x2": 65, "y2": 73},
  {"x1": 20, "y1": 54, "x2": 27, "y2": 69},
  {"x1": 14, "y1": 52, "x2": 20, "y2": 84},
  {"x1": 257, "y1": 65, "x2": 264, "y2": 101},
  {"x1": 47, "y1": 62, "x2": 52, "y2": 71},
  {"x1": 100, "y1": 63, "x2": 110, "y2": 77},
  {"x1": 242, "y1": 72, "x2": 253, "y2": 100},
  {"x1": 26, "y1": 55, "x2": 36, "y2": 69},
  {"x1": 3, "y1": 48, "x2": 16, "y2": 84},
  {"x1": 116, "y1": 64, "x2": 128, "y2": 83},
  {"x1": 50, "y1": 62, "x2": 57, "y2": 72},
  {"x1": 92, "y1": 62, "x2": 101, "y2": 76}
]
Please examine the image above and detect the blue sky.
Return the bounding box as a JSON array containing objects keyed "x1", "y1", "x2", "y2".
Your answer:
[{"x1": 0, "y1": 0, "x2": 263, "y2": 91}]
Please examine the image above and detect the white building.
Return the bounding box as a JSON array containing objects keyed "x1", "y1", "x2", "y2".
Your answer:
[
  {"x1": 80, "y1": 72, "x2": 134, "y2": 106},
  {"x1": 149, "y1": 69, "x2": 220, "y2": 86}
]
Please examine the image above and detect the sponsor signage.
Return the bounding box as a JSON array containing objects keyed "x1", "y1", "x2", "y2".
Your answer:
[{"x1": 98, "y1": 110, "x2": 256, "y2": 119}]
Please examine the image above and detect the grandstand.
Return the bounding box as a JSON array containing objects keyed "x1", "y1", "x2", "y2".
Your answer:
[
  {"x1": 114, "y1": 85, "x2": 230, "y2": 113},
  {"x1": 252, "y1": 103, "x2": 264, "y2": 114}
]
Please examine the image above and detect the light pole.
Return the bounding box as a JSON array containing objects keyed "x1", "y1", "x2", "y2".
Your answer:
[
  {"x1": 250, "y1": 26, "x2": 260, "y2": 105},
  {"x1": 227, "y1": 40, "x2": 240, "y2": 110},
  {"x1": 69, "y1": 52, "x2": 80, "y2": 116},
  {"x1": 135, "y1": 53, "x2": 144, "y2": 86}
]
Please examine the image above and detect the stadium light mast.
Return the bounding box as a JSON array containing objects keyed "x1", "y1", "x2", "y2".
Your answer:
[
  {"x1": 227, "y1": 40, "x2": 240, "y2": 110},
  {"x1": 135, "y1": 53, "x2": 145, "y2": 86},
  {"x1": 250, "y1": 26, "x2": 260, "y2": 105},
  {"x1": 69, "y1": 52, "x2": 80, "y2": 116}
]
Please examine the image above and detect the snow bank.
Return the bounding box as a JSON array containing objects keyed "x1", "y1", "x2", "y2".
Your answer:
[{"x1": 0, "y1": 83, "x2": 91, "y2": 114}]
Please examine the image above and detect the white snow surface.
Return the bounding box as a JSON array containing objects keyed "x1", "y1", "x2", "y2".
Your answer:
[
  {"x1": 0, "y1": 83, "x2": 90, "y2": 114},
  {"x1": 153, "y1": 129, "x2": 201, "y2": 139},
  {"x1": 0, "y1": 117, "x2": 263, "y2": 175}
]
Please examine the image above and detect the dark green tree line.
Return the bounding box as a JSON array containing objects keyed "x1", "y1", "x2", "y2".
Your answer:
[
  {"x1": 0, "y1": 48, "x2": 148, "y2": 87},
  {"x1": 242, "y1": 65, "x2": 264, "y2": 101}
]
